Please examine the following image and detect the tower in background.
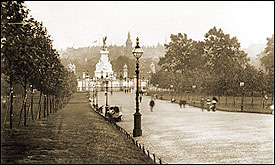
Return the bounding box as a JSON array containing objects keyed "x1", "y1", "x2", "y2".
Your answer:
[{"x1": 125, "y1": 32, "x2": 132, "y2": 56}]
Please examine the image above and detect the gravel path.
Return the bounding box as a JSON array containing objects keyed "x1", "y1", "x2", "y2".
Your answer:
[
  {"x1": 1, "y1": 92, "x2": 153, "y2": 164},
  {"x1": 99, "y1": 91, "x2": 274, "y2": 164}
]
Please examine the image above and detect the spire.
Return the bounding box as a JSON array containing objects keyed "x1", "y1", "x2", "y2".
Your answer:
[{"x1": 126, "y1": 32, "x2": 132, "y2": 45}]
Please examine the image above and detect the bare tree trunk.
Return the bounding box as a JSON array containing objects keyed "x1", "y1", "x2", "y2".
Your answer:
[
  {"x1": 262, "y1": 90, "x2": 265, "y2": 109},
  {"x1": 24, "y1": 80, "x2": 27, "y2": 126},
  {"x1": 18, "y1": 93, "x2": 27, "y2": 126},
  {"x1": 251, "y1": 90, "x2": 254, "y2": 108},
  {"x1": 53, "y1": 96, "x2": 56, "y2": 113},
  {"x1": 46, "y1": 94, "x2": 49, "y2": 116},
  {"x1": 233, "y1": 95, "x2": 235, "y2": 108},
  {"x1": 56, "y1": 97, "x2": 58, "y2": 112},
  {"x1": 37, "y1": 92, "x2": 42, "y2": 119},
  {"x1": 30, "y1": 85, "x2": 34, "y2": 121},
  {"x1": 50, "y1": 95, "x2": 52, "y2": 114},
  {"x1": 43, "y1": 94, "x2": 46, "y2": 117},
  {"x1": 9, "y1": 76, "x2": 14, "y2": 129}
]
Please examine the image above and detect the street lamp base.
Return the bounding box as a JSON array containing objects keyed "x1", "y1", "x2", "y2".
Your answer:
[
  {"x1": 133, "y1": 112, "x2": 142, "y2": 137},
  {"x1": 133, "y1": 128, "x2": 142, "y2": 137}
]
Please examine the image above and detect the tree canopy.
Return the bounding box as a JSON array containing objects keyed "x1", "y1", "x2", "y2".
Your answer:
[
  {"x1": 151, "y1": 26, "x2": 273, "y2": 97},
  {"x1": 1, "y1": 1, "x2": 77, "y2": 98}
]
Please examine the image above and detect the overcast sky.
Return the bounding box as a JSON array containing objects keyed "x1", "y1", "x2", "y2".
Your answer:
[{"x1": 25, "y1": 1, "x2": 274, "y2": 50}]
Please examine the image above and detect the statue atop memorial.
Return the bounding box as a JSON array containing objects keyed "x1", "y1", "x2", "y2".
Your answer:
[{"x1": 102, "y1": 36, "x2": 107, "y2": 50}]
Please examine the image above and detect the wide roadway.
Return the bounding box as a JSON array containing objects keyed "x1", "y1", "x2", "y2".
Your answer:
[{"x1": 96, "y1": 91, "x2": 274, "y2": 164}]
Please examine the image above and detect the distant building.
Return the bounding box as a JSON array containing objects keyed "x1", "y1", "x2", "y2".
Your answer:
[
  {"x1": 123, "y1": 64, "x2": 128, "y2": 79},
  {"x1": 68, "y1": 62, "x2": 76, "y2": 75},
  {"x1": 77, "y1": 71, "x2": 90, "y2": 92},
  {"x1": 76, "y1": 36, "x2": 148, "y2": 93},
  {"x1": 125, "y1": 32, "x2": 132, "y2": 56}
]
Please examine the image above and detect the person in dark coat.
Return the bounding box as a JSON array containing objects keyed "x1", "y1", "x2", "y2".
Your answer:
[{"x1": 149, "y1": 99, "x2": 155, "y2": 112}]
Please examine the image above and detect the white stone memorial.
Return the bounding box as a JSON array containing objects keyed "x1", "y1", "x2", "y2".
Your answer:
[{"x1": 94, "y1": 36, "x2": 114, "y2": 79}]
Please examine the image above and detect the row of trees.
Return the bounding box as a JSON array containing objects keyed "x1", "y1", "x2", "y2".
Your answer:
[
  {"x1": 151, "y1": 27, "x2": 274, "y2": 102},
  {"x1": 1, "y1": 1, "x2": 77, "y2": 128}
]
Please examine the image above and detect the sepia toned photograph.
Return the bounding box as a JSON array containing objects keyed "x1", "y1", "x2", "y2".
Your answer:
[{"x1": 1, "y1": 1, "x2": 274, "y2": 164}]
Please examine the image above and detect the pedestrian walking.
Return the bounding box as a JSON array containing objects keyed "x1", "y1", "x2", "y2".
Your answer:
[
  {"x1": 149, "y1": 99, "x2": 155, "y2": 112},
  {"x1": 179, "y1": 100, "x2": 183, "y2": 108},
  {"x1": 179, "y1": 99, "x2": 186, "y2": 109},
  {"x1": 206, "y1": 98, "x2": 211, "y2": 111},
  {"x1": 200, "y1": 97, "x2": 205, "y2": 111},
  {"x1": 212, "y1": 96, "x2": 218, "y2": 102},
  {"x1": 211, "y1": 96, "x2": 218, "y2": 112},
  {"x1": 139, "y1": 95, "x2": 142, "y2": 103}
]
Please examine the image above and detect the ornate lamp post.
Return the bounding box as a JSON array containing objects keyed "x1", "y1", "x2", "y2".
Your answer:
[
  {"x1": 92, "y1": 80, "x2": 95, "y2": 108},
  {"x1": 192, "y1": 85, "x2": 196, "y2": 105},
  {"x1": 95, "y1": 77, "x2": 98, "y2": 109},
  {"x1": 132, "y1": 37, "x2": 144, "y2": 137},
  {"x1": 105, "y1": 74, "x2": 109, "y2": 117},
  {"x1": 170, "y1": 84, "x2": 173, "y2": 100},
  {"x1": 240, "y1": 82, "x2": 245, "y2": 111}
]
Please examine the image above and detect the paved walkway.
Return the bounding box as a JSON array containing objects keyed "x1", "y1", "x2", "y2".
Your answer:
[
  {"x1": 1, "y1": 93, "x2": 153, "y2": 164},
  {"x1": 96, "y1": 91, "x2": 274, "y2": 164}
]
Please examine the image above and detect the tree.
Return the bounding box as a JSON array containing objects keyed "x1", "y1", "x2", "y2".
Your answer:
[
  {"x1": 259, "y1": 34, "x2": 274, "y2": 101},
  {"x1": 159, "y1": 33, "x2": 195, "y2": 73},
  {"x1": 111, "y1": 55, "x2": 136, "y2": 78},
  {"x1": 157, "y1": 33, "x2": 206, "y2": 93},
  {"x1": 1, "y1": 1, "x2": 29, "y2": 128},
  {"x1": 260, "y1": 34, "x2": 274, "y2": 74},
  {"x1": 2, "y1": 1, "x2": 77, "y2": 127},
  {"x1": 203, "y1": 26, "x2": 250, "y2": 96}
]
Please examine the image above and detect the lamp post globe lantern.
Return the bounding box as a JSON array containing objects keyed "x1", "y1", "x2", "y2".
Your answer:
[
  {"x1": 192, "y1": 85, "x2": 196, "y2": 105},
  {"x1": 132, "y1": 37, "x2": 144, "y2": 137},
  {"x1": 240, "y1": 82, "x2": 245, "y2": 111},
  {"x1": 240, "y1": 82, "x2": 244, "y2": 87}
]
